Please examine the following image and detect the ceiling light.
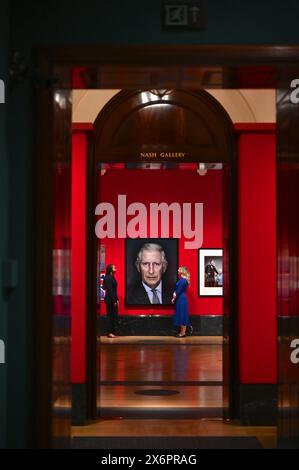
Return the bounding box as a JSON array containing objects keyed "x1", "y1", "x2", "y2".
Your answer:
[{"x1": 197, "y1": 163, "x2": 208, "y2": 176}]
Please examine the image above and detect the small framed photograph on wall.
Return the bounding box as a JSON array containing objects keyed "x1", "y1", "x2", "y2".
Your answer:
[
  {"x1": 199, "y1": 248, "x2": 223, "y2": 297},
  {"x1": 99, "y1": 272, "x2": 106, "y2": 301}
]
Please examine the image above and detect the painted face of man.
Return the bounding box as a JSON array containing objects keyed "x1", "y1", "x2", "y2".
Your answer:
[{"x1": 138, "y1": 249, "x2": 164, "y2": 288}]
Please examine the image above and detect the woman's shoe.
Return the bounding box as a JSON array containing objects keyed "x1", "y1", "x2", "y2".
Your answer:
[
  {"x1": 107, "y1": 333, "x2": 117, "y2": 338},
  {"x1": 175, "y1": 333, "x2": 186, "y2": 338}
]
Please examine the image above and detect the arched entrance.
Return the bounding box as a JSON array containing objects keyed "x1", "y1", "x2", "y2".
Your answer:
[
  {"x1": 85, "y1": 89, "x2": 238, "y2": 420},
  {"x1": 94, "y1": 89, "x2": 234, "y2": 162},
  {"x1": 32, "y1": 45, "x2": 284, "y2": 448}
]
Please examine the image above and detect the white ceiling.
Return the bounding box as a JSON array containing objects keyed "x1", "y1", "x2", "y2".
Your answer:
[{"x1": 72, "y1": 89, "x2": 276, "y2": 124}]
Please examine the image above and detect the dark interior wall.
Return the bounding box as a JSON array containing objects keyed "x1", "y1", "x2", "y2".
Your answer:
[
  {"x1": 6, "y1": 82, "x2": 33, "y2": 449},
  {"x1": 10, "y1": 0, "x2": 299, "y2": 46},
  {"x1": 4, "y1": 0, "x2": 299, "y2": 448},
  {"x1": 0, "y1": 0, "x2": 9, "y2": 451}
]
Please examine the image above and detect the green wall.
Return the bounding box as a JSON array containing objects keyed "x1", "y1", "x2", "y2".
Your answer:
[
  {"x1": 6, "y1": 83, "x2": 33, "y2": 448},
  {"x1": 0, "y1": 0, "x2": 9, "y2": 450},
  {"x1": 10, "y1": 0, "x2": 299, "y2": 45}
]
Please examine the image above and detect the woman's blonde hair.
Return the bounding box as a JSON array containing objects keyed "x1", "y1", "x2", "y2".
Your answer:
[{"x1": 179, "y1": 266, "x2": 191, "y2": 284}]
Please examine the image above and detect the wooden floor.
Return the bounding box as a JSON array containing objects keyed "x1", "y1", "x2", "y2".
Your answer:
[
  {"x1": 72, "y1": 419, "x2": 277, "y2": 449},
  {"x1": 99, "y1": 336, "x2": 223, "y2": 383},
  {"x1": 99, "y1": 385, "x2": 222, "y2": 410},
  {"x1": 97, "y1": 336, "x2": 223, "y2": 415},
  {"x1": 100, "y1": 336, "x2": 223, "y2": 344},
  {"x1": 71, "y1": 337, "x2": 277, "y2": 448}
]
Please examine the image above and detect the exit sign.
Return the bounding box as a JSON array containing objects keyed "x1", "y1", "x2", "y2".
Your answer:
[{"x1": 162, "y1": 2, "x2": 205, "y2": 31}]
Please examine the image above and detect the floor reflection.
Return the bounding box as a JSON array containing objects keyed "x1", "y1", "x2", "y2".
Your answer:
[{"x1": 97, "y1": 336, "x2": 223, "y2": 418}]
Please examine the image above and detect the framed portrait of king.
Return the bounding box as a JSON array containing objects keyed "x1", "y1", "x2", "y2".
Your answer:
[
  {"x1": 125, "y1": 238, "x2": 178, "y2": 306},
  {"x1": 199, "y1": 248, "x2": 223, "y2": 297}
]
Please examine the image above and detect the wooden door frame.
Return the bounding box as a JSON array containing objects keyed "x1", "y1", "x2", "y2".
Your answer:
[
  {"x1": 33, "y1": 44, "x2": 298, "y2": 447},
  {"x1": 91, "y1": 88, "x2": 237, "y2": 421}
]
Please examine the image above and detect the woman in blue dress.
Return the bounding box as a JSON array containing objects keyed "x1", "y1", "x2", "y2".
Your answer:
[{"x1": 172, "y1": 266, "x2": 191, "y2": 338}]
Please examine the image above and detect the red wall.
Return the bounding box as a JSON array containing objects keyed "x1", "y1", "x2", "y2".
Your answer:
[
  {"x1": 70, "y1": 126, "x2": 277, "y2": 385},
  {"x1": 97, "y1": 168, "x2": 223, "y2": 316},
  {"x1": 238, "y1": 131, "x2": 276, "y2": 383},
  {"x1": 71, "y1": 131, "x2": 87, "y2": 383}
]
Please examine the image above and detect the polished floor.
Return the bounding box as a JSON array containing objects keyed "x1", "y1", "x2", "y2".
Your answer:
[
  {"x1": 98, "y1": 336, "x2": 223, "y2": 417},
  {"x1": 71, "y1": 336, "x2": 277, "y2": 448},
  {"x1": 99, "y1": 336, "x2": 223, "y2": 383}
]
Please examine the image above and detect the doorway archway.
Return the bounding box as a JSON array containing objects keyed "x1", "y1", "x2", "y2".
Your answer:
[
  {"x1": 87, "y1": 88, "x2": 237, "y2": 420},
  {"x1": 93, "y1": 89, "x2": 234, "y2": 162},
  {"x1": 33, "y1": 45, "x2": 284, "y2": 448}
]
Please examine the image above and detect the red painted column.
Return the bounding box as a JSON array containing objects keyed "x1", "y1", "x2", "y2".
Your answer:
[
  {"x1": 71, "y1": 131, "x2": 87, "y2": 383},
  {"x1": 238, "y1": 130, "x2": 276, "y2": 383}
]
